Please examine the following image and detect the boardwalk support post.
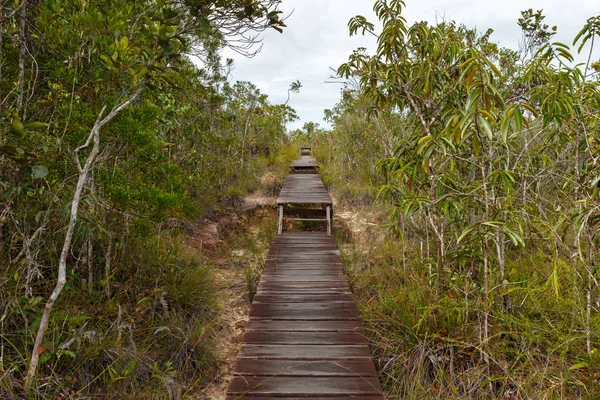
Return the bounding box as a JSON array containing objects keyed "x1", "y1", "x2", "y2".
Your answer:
[
  {"x1": 278, "y1": 205, "x2": 284, "y2": 234},
  {"x1": 326, "y1": 205, "x2": 332, "y2": 235}
]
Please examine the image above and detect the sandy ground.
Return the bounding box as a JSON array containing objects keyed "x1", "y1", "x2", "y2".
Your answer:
[{"x1": 191, "y1": 193, "x2": 275, "y2": 399}]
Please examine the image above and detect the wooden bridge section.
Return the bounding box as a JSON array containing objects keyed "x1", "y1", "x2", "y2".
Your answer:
[
  {"x1": 226, "y1": 153, "x2": 383, "y2": 399},
  {"x1": 277, "y1": 150, "x2": 332, "y2": 234}
]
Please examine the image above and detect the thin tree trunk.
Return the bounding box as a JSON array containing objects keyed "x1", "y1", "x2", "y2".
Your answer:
[
  {"x1": 17, "y1": 0, "x2": 26, "y2": 110},
  {"x1": 428, "y1": 169, "x2": 444, "y2": 287},
  {"x1": 480, "y1": 159, "x2": 492, "y2": 393},
  {"x1": 240, "y1": 103, "x2": 255, "y2": 171},
  {"x1": 25, "y1": 85, "x2": 144, "y2": 392},
  {"x1": 495, "y1": 231, "x2": 507, "y2": 309},
  {"x1": 24, "y1": 235, "x2": 34, "y2": 298},
  {"x1": 104, "y1": 231, "x2": 113, "y2": 298},
  {"x1": 87, "y1": 232, "x2": 93, "y2": 293},
  {"x1": 586, "y1": 230, "x2": 594, "y2": 356},
  {"x1": 0, "y1": 2, "x2": 4, "y2": 137}
]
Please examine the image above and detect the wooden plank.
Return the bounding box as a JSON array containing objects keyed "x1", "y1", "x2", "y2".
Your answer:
[
  {"x1": 227, "y1": 376, "x2": 383, "y2": 396},
  {"x1": 263, "y1": 266, "x2": 344, "y2": 272},
  {"x1": 261, "y1": 273, "x2": 346, "y2": 280},
  {"x1": 264, "y1": 262, "x2": 343, "y2": 268},
  {"x1": 283, "y1": 217, "x2": 328, "y2": 222},
  {"x1": 270, "y1": 240, "x2": 336, "y2": 245},
  {"x1": 232, "y1": 359, "x2": 376, "y2": 376},
  {"x1": 249, "y1": 303, "x2": 358, "y2": 320},
  {"x1": 257, "y1": 282, "x2": 349, "y2": 290},
  {"x1": 246, "y1": 320, "x2": 364, "y2": 332},
  {"x1": 253, "y1": 293, "x2": 354, "y2": 303},
  {"x1": 260, "y1": 275, "x2": 347, "y2": 283},
  {"x1": 255, "y1": 289, "x2": 351, "y2": 296},
  {"x1": 242, "y1": 331, "x2": 369, "y2": 345},
  {"x1": 227, "y1": 397, "x2": 383, "y2": 400},
  {"x1": 264, "y1": 264, "x2": 343, "y2": 269},
  {"x1": 276, "y1": 231, "x2": 332, "y2": 236},
  {"x1": 262, "y1": 265, "x2": 343, "y2": 272},
  {"x1": 238, "y1": 344, "x2": 373, "y2": 360}
]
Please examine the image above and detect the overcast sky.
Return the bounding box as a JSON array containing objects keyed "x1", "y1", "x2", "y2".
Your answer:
[{"x1": 221, "y1": 0, "x2": 600, "y2": 130}]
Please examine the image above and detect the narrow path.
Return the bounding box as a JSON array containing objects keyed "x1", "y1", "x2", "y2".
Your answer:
[{"x1": 225, "y1": 153, "x2": 384, "y2": 399}]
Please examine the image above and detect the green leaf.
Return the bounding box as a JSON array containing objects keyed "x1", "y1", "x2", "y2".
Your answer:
[
  {"x1": 32, "y1": 165, "x2": 49, "y2": 179},
  {"x1": 573, "y1": 24, "x2": 589, "y2": 46},
  {"x1": 514, "y1": 108, "x2": 523, "y2": 132},
  {"x1": 200, "y1": 18, "x2": 211, "y2": 30},
  {"x1": 23, "y1": 122, "x2": 49, "y2": 130},
  {"x1": 479, "y1": 116, "x2": 493, "y2": 140},
  {"x1": 60, "y1": 349, "x2": 76, "y2": 358},
  {"x1": 457, "y1": 226, "x2": 475, "y2": 243},
  {"x1": 569, "y1": 362, "x2": 589, "y2": 370},
  {"x1": 123, "y1": 359, "x2": 137, "y2": 376}
]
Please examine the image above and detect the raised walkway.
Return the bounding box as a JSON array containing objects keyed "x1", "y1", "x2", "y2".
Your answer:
[{"x1": 226, "y1": 152, "x2": 384, "y2": 399}]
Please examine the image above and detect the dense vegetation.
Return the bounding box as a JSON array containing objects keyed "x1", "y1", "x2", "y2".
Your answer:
[
  {"x1": 0, "y1": 0, "x2": 295, "y2": 397},
  {"x1": 314, "y1": 1, "x2": 600, "y2": 398},
  {"x1": 2, "y1": 0, "x2": 600, "y2": 398}
]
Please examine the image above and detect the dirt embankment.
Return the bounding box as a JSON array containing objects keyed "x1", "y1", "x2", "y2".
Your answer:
[{"x1": 188, "y1": 193, "x2": 275, "y2": 399}]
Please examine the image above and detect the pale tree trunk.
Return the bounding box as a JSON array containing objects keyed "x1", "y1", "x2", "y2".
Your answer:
[
  {"x1": 104, "y1": 231, "x2": 113, "y2": 298},
  {"x1": 0, "y1": 2, "x2": 4, "y2": 136},
  {"x1": 24, "y1": 234, "x2": 34, "y2": 298},
  {"x1": 17, "y1": 0, "x2": 26, "y2": 110},
  {"x1": 24, "y1": 85, "x2": 144, "y2": 392},
  {"x1": 586, "y1": 229, "x2": 595, "y2": 356},
  {"x1": 480, "y1": 157, "x2": 493, "y2": 394},
  {"x1": 86, "y1": 232, "x2": 93, "y2": 293},
  {"x1": 428, "y1": 170, "x2": 444, "y2": 287},
  {"x1": 240, "y1": 102, "x2": 256, "y2": 172},
  {"x1": 495, "y1": 231, "x2": 507, "y2": 309}
]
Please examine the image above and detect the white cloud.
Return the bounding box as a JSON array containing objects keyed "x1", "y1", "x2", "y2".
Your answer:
[{"x1": 222, "y1": 0, "x2": 600, "y2": 130}]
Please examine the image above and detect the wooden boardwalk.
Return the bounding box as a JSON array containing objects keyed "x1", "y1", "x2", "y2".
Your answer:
[
  {"x1": 290, "y1": 155, "x2": 319, "y2": 173},
  {"x1": 225, "y1": 155, "x2": 383, "y2": 399},
  {"x1": 277, "y1": 169, "x2": 333, "y2": 234}
]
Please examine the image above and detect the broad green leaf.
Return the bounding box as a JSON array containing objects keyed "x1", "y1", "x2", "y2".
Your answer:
[
  {"x1": 472, "y1": 134, "x2": 482, "y2": 156},
  {"x1": 569, "y1": 362, "x2": 589, "y2": 370},
  {"x1": 479, "y1": 116, "x2": 493, "y2": 140},
  {"x1": 514, "y1": 108, "x2": 523, "y2": 132},
  {"x1": 32, "y1": 165, "x2": 49, "y2": 179},
  {"x1": 457, "y1": 226, "x2": 475, "y2": 243},
  {"x1": 572, "y1": 24, "x2": 588, "y2": 46},
  {"x1": 23, "y1": 122, "x2": 48, "y2": 130},
  {"x1": 465, "y1": 68, "x2": 477, "y2": 87}
]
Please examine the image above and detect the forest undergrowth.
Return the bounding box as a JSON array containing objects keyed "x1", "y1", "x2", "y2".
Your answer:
[
  {"x1": 0, "y1": 0, "x2": 299, "y2": 396},
  {"x1": 311, "y1": 2, "x2": 600, "y2": 397},
  {"x1": 1, "y1": 148, "x2": 291, "y2": 399},
  {"x1": 333, "y1": 196, "x2": 598, "y2": 399}
]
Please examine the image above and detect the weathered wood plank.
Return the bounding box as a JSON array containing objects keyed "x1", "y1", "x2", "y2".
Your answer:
[
  {"x1": 260, "y1": 275, "x2": 347, "y2": 283},
  {"x1": 242, "y1": 331, "x2": 369, "y2": 345},
  {"x1": 249, "y1": 303, "x2": 359, "y2": 320},
  {"x1": 238, "y1": 344, "x2": 373, "y2": 360},
  {"x1": 246, "y1": 320, "x2": 364, "y2": 332},
  {"x1": 227, "y1": 376, "x2": 383, "y2": 396},
  {"x1": 257, "y1": 282, "x2": 349, "y2": 290},
  {"x1": 227, "y1": 397, "x2": 383, "y2": 400},
  {"x1": 253, "y1": 293, "x2": 354, "y2": 303},
  {"x1": 232, "y1": 359, "x2": 376, "y2": 376}
]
